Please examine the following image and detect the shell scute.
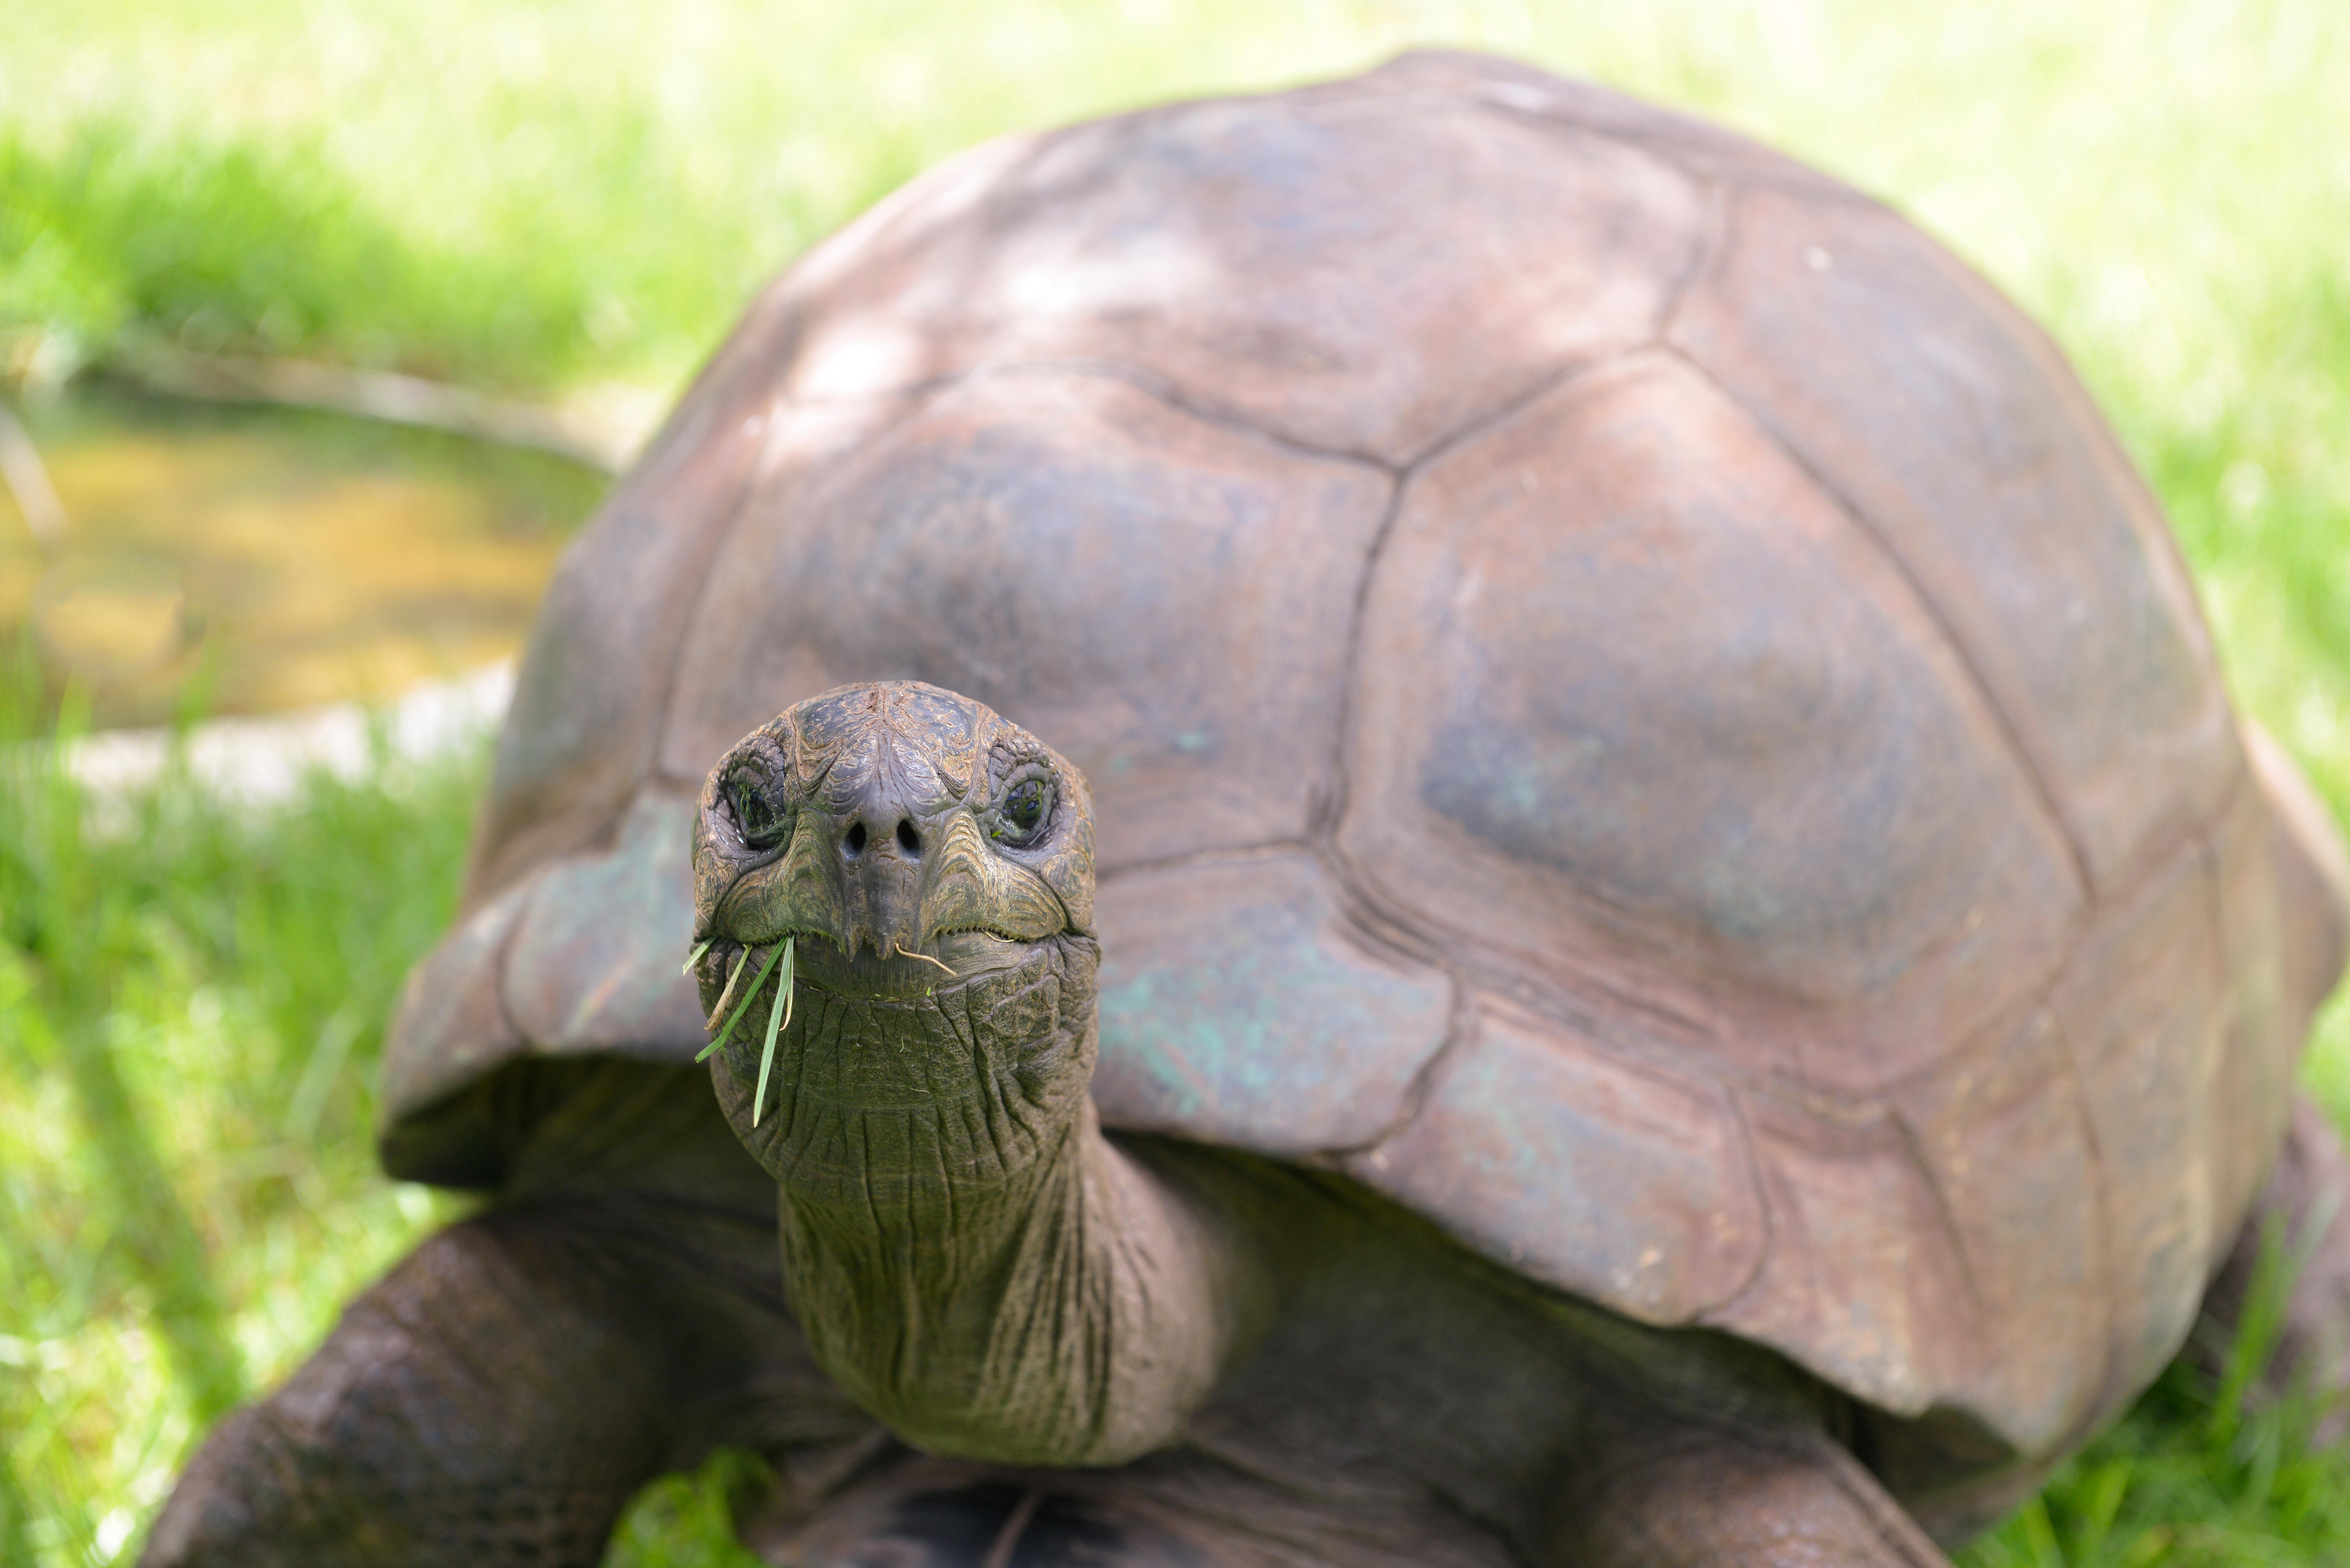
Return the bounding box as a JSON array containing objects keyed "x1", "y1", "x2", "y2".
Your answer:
[
  {"x1": 1710, "y1": 1092, "x2": 1974, "y2": 1418},
  {"x1": 1092, "y1": 852, "x2": 1451, "y2": 1156},
  {"x1": 500, "y1": 792, "x2": 705, "y2": 1060},
  {"x1": 1348, "y1": 998, "x2": 1767, "y2": 1325},
  {"x1": 1340, "y1": 350, "x2": 2083, "y2": 1095},
  {"x1": 1670, "y1": 187, "x2": 2235, "y2": 895}
]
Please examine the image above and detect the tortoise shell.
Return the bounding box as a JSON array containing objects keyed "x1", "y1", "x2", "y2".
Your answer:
[{"x1": 381, "y1": 49, "x2": 2326, "y2": 1500}]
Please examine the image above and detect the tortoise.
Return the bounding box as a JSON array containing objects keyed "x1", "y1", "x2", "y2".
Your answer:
[{"x1": 145, "y1": 47, "x2": 2350, "y2": 1568}]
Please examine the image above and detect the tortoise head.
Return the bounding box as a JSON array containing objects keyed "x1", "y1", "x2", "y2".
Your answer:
[
  {"x1": 690, "y1": 682, "x2": 1101, "y2": 1196},
  {"x1": 694, "y1": 681, "x2": 1095, "y2": 980}
]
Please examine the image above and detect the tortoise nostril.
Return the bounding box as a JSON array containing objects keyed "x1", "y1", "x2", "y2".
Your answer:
[
  {"x1": 845, "y1": 821, "x2": 868, "y2": 856},
  {"x1": 895, "y1": 819, "x2": 921, "y2": 856}
]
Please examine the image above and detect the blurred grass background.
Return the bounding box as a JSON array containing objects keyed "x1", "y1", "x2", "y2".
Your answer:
[{"x1": 2, "y1": 0, "x2": 2348, "y2": 1563}]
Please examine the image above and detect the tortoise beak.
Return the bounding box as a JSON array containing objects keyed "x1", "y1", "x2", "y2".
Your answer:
[{"x1": 815, "y1": 782, "x2": 928, "y2": 960}]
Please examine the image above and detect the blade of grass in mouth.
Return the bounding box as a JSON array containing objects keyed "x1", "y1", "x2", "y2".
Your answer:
[
  {"x1": 701, "y1": 944, "x2": 751, "y2": 1030},
  {"x1": 753, "y1": 936, "x2": 795, "y2": 1127},
  {"x1": 696, "y1": 939, "x2": 788, "y2": 1063}
]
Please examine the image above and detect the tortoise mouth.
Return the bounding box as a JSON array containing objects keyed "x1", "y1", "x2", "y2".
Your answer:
[{"x1": 702, "y1": 926, "x2": 1045, "y2": 1006}]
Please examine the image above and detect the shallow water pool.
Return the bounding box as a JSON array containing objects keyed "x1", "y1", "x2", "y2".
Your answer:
[{"x1": 0, "y1": 388, "x2": 607, "y2": 730}]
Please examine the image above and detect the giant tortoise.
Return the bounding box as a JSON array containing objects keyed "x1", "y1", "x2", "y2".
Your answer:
[{"x1": 146, "y1": 49, "x2": 2350, "y2": 1568}]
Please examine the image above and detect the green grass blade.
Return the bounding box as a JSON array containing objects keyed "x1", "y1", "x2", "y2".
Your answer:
[
  {"x1": 752, "y1": 936, "x2": 793, "y2": 1128},
  {"x1": 702, "y1": 944, "x2": 750, "y2": 1029},
  {"x1": 681, "y1": 938, "x2": 711, "y2": 978},
  {"x1": 695, "y1": 940, "x2": 785, "y2": 1064},
  {"x1": 692, "y1": 946, "x2": 751, "y2": 1062}
]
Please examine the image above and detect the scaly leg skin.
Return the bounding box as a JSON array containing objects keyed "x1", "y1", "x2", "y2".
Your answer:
[
  {"x1": 2201, "y1": 1095, "x2": 2350, "y2": 1425},
  {"x1": 140, "y1": 1063, "x2": 874, "y2": 1568},
  {"x1": 139, "y1": 1199, "x2": 797, "y2": 1566},
  {"x1": 1549, "y1": 1423, "x2": 1953, "y2": 1568}
]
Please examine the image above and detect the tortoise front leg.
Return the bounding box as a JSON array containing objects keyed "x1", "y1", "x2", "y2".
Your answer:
[
  {"x1": 139, "y1": 1194, "x2": 864, "y2": 1568},
  {"x1": 1550, "y1": 1423, "x2": 1953, "y2": 1568}
]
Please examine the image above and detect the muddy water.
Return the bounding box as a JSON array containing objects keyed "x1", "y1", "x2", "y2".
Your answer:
[{"x1": 0, "y1": 390, "x2": 608, "y2": 729}]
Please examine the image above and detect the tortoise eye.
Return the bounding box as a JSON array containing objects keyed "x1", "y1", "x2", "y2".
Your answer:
[
  {"x1": 998, "y1": 775, "x2": 1051, "y2": 845},
  {"x1": 726, "y1": 767, "x2": 789, "y2": 849}
]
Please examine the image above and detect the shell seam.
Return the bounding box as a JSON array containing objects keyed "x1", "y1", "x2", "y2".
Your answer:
[
  {"x1": 762, "y1": 358, "x2": 1403, "y2": 474},
  {"x1": 977, "y1": 358, "x2": 1402, "y2": 473},
  {"x1": 1316, "y1": 346, "x2": 1632, "y2": 868},
  {"x1": 489, "y1": 869, "x2": 545, "y2": 1054},
  {"x1": 1316, "y1": 959, "x2": 1476, "y2": 1164},
  {"x1": 1889, "y1": 1103, "x2": 1988, "y2": 1316},
  {"x1": 1690, "y1": 1083, "x2": 1779, "y2": 1321},
  {"x1": 1654, "y1": 175, "x2": 1730, "y2": 345}
]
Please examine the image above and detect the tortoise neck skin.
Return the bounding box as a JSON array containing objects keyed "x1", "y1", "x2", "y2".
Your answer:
[{"x1": 692, "y1": 682, "x2": 1259, "y2": 1465}]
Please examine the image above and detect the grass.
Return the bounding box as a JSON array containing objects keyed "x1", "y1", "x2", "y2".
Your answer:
[
  {"x1": 0, "y1": 660, "x2": 480, "y2": 1559},
  {"x1": 4, "y1": 0, "x2": 2350, "y2": 1563},
  {"x1": 0, "y1": 125, "x2": 603, "y2": 393}
]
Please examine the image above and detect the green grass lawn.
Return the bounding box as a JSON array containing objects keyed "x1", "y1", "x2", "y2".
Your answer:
[{"x1": 5, "y1": 1, "x2": 2350, "y2": 1563}]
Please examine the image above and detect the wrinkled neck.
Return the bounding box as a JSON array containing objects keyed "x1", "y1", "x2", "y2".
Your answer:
[
  {"x1": 713, "y1": 934, "x2": 1180, "y2": 1462},
  {"x1": 714, "y1": 933, "x2": 1100, "y2": 1213}
]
